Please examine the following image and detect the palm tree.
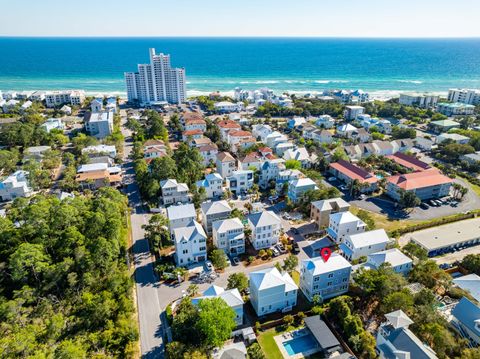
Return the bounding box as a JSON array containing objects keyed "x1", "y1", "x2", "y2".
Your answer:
[{"x1": 187, "y1": 284, "x2": 199, "y2": 297}]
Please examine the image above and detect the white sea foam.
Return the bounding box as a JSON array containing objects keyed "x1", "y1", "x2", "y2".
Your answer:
[{"x1": 396, "y1": 80, "x2": 423, "y2": 84}]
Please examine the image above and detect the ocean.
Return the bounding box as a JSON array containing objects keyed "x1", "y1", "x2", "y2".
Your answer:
[{"x1": 1, "y1": 37, "x2": 480, "y2": 98}]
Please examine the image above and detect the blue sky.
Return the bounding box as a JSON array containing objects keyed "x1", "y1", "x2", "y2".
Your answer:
[{"x1": 1, "y1": 0, "x2": 479, "y2": 37}]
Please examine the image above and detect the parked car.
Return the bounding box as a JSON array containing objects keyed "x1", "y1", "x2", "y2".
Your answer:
[
  {"x1": 292, "y1": 242, "x2": 300, "y2": 254},
  {"x1": 231, "y1": 256, "x2": 240, "y2": 266},
  {"x1": 327, "y1": 177, "x2": 336, "y2": 182},
  {"x1": 420, "y1": 202, "x2": 429, "y2": 210},
  {"x1": 271, "y1": 247, "x2": 280, "y2": 257},
  {"x1": 204, "y1": 260, "x2": 214, "y2": 272},
  {"x1": 276, "y1": 243, "x2": 286, "y2": 254},
  {"x1": 429, "y1": 199, "x2": 438, "y2": 207},
  {"x1": 283, "y1": 213, "x2": 292, "y2": 220}
]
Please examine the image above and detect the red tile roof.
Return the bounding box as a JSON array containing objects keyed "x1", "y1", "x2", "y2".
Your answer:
[
  {"x1": 186, "y1": 118, "x2": 206, "y2": 125},
  {"x1": 183, "y1": 129, "x2": 203, "y2": 136},
  {"x1": 387, "y1": 168, "x2": 452, "y2": 190},
  {"x1": 329, "y1": 159, "x2": 378, "y2": 184},
  {"x1": 386, "y1": 152, "x2": 431, "y2": 172},
  {"x1": 229, "y1": 130, "x2": 252, "y2": 137},
  {"x1": 217, "y1": 120, "x2": 241, "y2": 129},
  {"x1": 182, "y1": 112, "x2": 203, "y2": 122}
]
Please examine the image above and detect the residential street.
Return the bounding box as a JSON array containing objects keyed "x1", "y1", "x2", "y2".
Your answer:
[{"x1": 120, "y1": 112, "x2": 164, "y2": 358}]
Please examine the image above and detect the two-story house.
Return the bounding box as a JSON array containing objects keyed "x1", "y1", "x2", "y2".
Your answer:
[
  {"x1": 196, "y1": 173, "x2": 223, "y2": 199},
  {"x1": 249, "y1": 267, "x2": 298, "y2": 316},
  {"x1": 300, "y1": 254, "x2": 352, "y2": 302}
]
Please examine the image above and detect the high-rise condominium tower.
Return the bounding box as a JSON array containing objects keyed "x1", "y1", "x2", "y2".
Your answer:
[{"x1": 124, "y1": 48, "x2": 186, "y2": 105}]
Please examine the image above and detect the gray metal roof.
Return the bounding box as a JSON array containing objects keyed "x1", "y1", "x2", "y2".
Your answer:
[{"x1": 304, "y1": 315, "x2": 341, "y2": 351}]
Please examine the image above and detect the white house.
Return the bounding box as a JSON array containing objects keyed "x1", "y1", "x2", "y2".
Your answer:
[
  {"x1": 259, "y1": 159, "x2": 285, "y2": 189},
  {"x1": 198, "y1": 144, "x2": 218, "y2": 166},
  {"x1": 376, "y1": 310, "x2": 438, "y2": 359},
  {"x1": 316, "y1": 115, "x2": 335, "y2": 129},
  {"x1": 212, "y1": 218, "x2": 245, "y2": 255},
  {"x1": 366, "y1": 248, "x2": 413, "y2": 275},
  {"x1": 274, "y1": 142, "x2": 296, "y2": 157},
  {"x1": 85, "y1": 110, "x2": 114, "y2": 139},
  {"x1": 185, "y1": 118, "x2": 207, "y2": 132},
  {"x1": 300, "y1": 254, "x2": 352, "y2": 302},
  {"x1": 247, "y1": 210, "x2": 281, "y2": 250},
  {"x1": 252, "y1": 124, "x2": 273, "y2": 142},
  {"x1": 249, "y1": 267, "x2": 298, "y2": 316},
  {"x1": 167, "y1": 203, "x2": 197, "y2": 235},
  {"x1": 201, "y1": 200, "x2": 232, "y2": 235},
  {"x1": 311, "y1": 129, "x2": 334, "y2": 144},
  {"x1": 0, "y1": 170, "x2": 33, "y2": 201},
  {"x1": 226, "y1": 170, "x2": 254, "y2": 195},
  {"x1": 173, "y1": 220, "x2": 208, "y2": 266},
  {"x1": 283, "y1": 147, "x2": 313, "y2": 168},
  {"x1": 82, "y1": 144, "x2": 117, "y2": 159},
  {"x1": 214, "y1": 101, "x2": 244, "y2": 113},
  {"x1": 216, "y1": 152, "x2": 237, "y2": 179},
  {"x1": 339, "y1": 229, "x2": 391, "y2": 261},
  {"x1": 192, "y1": 285, "x2": 244, "y2": 326},
  {"x1": 196, "y1": 173, "x2": 223, "y2": 199},
  {"x1": 160, "y1": 179, "x2": 190, "y2": 206},
  {"x1": 40, "y1": 118, "x2": 65, "y2": 133},
  {"x1": 91, "y1": 99, "x2": 103, "y2": 113},
  {"x1": 327, "y1": 211, "x2": 366, "y2": 244},
  {"x1": 287, "y1": 178, "x2": 318, "y2": 203},
  {"x1": 336, "y1": 123, "x2": 358, "y2": 138},
  {"x1": 344, "y1": 106, "x2": 365, "y2": 120},
  {"x1": 437, "y1": 133, "x2": 470, "y2": 144}
]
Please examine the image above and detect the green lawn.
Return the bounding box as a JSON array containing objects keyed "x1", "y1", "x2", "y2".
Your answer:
[{"x1": 257, "y1": 328, "x2": 285, "y2": 359}]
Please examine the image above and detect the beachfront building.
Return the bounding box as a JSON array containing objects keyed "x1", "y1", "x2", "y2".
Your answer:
[
  {"x1": 377, "y1": 310, "x2": 438, "y2": 359},
  {"x1": 84, "y1": 111, "x2": 114, "y2": 139},
  {"x1": 212, "y1": 218, "x2": 245, "y2": 256},
  {"x1": 287, "y1": 178, "x2": 318, "y2": 203},
  {"x1": 344, "y1": 105, "x2": 365, "y2": 120},
  {"x1": 201, "y1": 200, "x2": 232, "y2": 235},
  {"x1": 196, "y1": 173, "x2": 223, "y2": 199},
  {"x1": 45, "y1": 90, "x2": 85, "y2": 108},
  {"x1": 437, "y1": 102, "x2": 475, "y2": 116},
  {"x1": 192, "y1": 285, "x2": 244, "y2": 326},
  {"x1": 329, "y1": 160, "x2": 379, "y2": 193},
  {"x1": 448, "y1": 88, "x2": 480, "y2": 105},
  {"x1": 0, "y1": 170, "x2": 33, "y2": 201},
  {"x1": 339, "y1": 229, "x2": 391, "y2": 262},
  {"x1": 216, "y1": 152, "x2": 236, "y2": 179},
  {"x1": 248, "y1": 210, "x2": 281, "y2": 250},
  {"x1": 310, "y1": 198, "x2": 350, "y2": 229},
  {"x1": 160, "y1": 179, "x2": 190, "y2": 206},
  {"x1": 300, "y1": 254, "x2": 352, "y2": 302},
  {"x1": 327, "y1": 211, "x2": 366, "y2": 244},
  {"x1": 249, "y1": 267, "x2": 298, "y2": 316},
  {"x1": 386, "y1": 169, "x2": 452, "y2": 201},
  {"x1": 124, "y1": 48, "x2": 186, "y2": 105},
  {"x1": 399, "y1": 93, "x2": 439, "y2": 108},
  {"x1": 365, "y1": 248, "x2": 413, "y2": 275},
  {"x1": 226, "y1": 170, "x2": 254, "y2": 195},
  {"x1": 173, "y1": 220, "x2": 207, "y2": 266}
]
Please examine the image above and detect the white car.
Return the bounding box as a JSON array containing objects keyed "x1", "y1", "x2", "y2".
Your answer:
[{"x1": 204, "y1": 260, "x2": 214, "y2": 272}]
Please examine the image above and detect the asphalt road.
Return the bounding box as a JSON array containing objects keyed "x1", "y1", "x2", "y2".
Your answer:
[{"x1": 120, "y1": 114, "x2": 164, "y2": 358}]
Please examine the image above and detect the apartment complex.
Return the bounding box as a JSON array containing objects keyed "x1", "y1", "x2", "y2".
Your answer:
[
  {"x1": 448, "y1": 88, "x2": 480, "y2": 105},
  {"x1": 84, "y1": 111, "x2": 114, "y2": 139},
  {"x1": 386, "y1": 169, "x2": 452, "y2": 201},
  {"x1": 399, "y1": 93, "x2": 439, "y2": 108},
  {"x1": 45, "y1": 90, "x2": 85, "y2": 108},
  {"x1": 125, "y1": 48, "x2": 186, "y2": 105}
]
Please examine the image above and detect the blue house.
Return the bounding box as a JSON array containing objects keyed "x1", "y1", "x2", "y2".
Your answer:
[{"x1": 452, "y1": 297, "x2": 480, "y2": 346}]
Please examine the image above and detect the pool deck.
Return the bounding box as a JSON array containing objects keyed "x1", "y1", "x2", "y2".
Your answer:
[{"x1": 274, "y1": 328, "x2": 321, "y2": 359}]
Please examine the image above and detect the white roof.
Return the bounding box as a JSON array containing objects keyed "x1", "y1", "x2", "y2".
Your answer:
[
  {"x1": 167, "y1": 203, "x2": 196, "y2": 221},
  {"x1": 367, "y1": 248, "x2": 412, "y2": 268},
  {"x1": 338, "y1": 124, "x2": 358, "y2": 132},
  {"x1": 348, "y1": 229, "x2": 390, "y2": 249},
  {"x1": 173, "y1": 220, "x2": 206, "y2": 244},
  {"x1": 289, "y1": 177, "x2": 317, "y2": 189},
  {"x1": 248, "y1": 210, "x2": 280, "y2": 227},
  {"x1": 25, "y1": 145, "x2": 51, "y2": 154},
  {"x1": 160, "y1": 178, "x2": 189, "y2": 192},
  {"x1": 302, "y1": 254, "x2": 352, "y2": 276},
  {"x1": 283, "y1": 147, "x2": 310, "y2": 162},
  {"x1": 77, "y1": 163, "x2": 108, "y2": 173},
  {"x1": 250, "y1": 267, "x2": 297, "y2": 291},
  {"x1": 453, "y1": 274, "x2": 480, "y2": 302},
  {"x1": 205, "y1": 172, "x2": 223, "y2": 181},
  {"x1": 212, "y1": 217, "x2": 244, "y2": 233},
  {"x1": 385, "y1": 310, "x2": 414, "y2": 329},
  {"x1": 330, "y1": 211, "x2": 363, "y2": 225},
  {"x1": 201, "y1": 200, "x2": 232, "y2": 215},
  {"x1": 82, "y1": 144, "x2": 116, "y2": 154},
  {"x1": 193, "y1": 285, "x2": 244, "y2": 308}
]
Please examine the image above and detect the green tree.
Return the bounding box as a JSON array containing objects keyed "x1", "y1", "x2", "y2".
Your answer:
[
  {"x1": 355, "y1": 209, "x2": 376, "y2": 230},
  {"x1": 210, "y1": 249, "x2": 228, "y2": 270},
  {"x1": 402, "y1": 242, "x2": 428, "y2": 260},
  {"x1": 461, "y1": 254, "x2": 480, "y2": 275},
  {"x1": 381, "y1": 289, "x2": 414, "y2": 314},
  {"x1": 143, "y1": 214, "x2": 171, "y2": 253},
  {"x1": 0, "y1": 148, "x2": 20, "y2": 175},
  {"x1": 285, "y1": 159, "x2": 302, "y2": 170},
  {"x1": 247, "y1": 343, "x2": 265, "y2": 359},
  {"x1": 196, "y1": 298, "x2": 236, "y2": 348},
  {"x1": 9, "y1": 242, "x2": 51, "y2": 284},
  {"x1": 398, "y1": 189, "x2": 421, "y2": 209},
  {"x1": 282, "y1": 254, "x2": 299, "y2": 274},
  {"x1": 227, "y1": 273, "x2": 249, "y2": 292}
]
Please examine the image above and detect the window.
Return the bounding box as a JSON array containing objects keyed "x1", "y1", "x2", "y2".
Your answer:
[
  {"x1": 328, "y1": 273, "x2": 334, "y2": 278},
  {"x1": 327, "y1": 282, "x2": 332, "y2": 286}
]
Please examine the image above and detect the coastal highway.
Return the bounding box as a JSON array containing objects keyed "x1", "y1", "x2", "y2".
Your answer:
[{"x1": 120, "y1": 113, "x2": 165, "y2": 358}]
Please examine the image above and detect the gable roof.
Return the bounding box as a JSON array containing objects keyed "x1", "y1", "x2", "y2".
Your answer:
[
  {"x1": 212, "y1": 217, "x2": 244, "y2": 233},
  {"x1": 453, "y1": 274, "x2": 480, "y2": 302},
  {"x1": 217, "y1": 152, "x2": 235, "y2": 162},
  {"x1": 167, "y1": 203, "x2": 196, "y2": 221},
  {"x1": 348, "y1": 229, "x2": 390, "y2": 249},
  {"x1": 304, "y1": 315, "x2": 341, "y2": 351},
  {"x1": 248, "y1": 210, "x2": 280, "y2": 227},
  {"x1": 387, "y1": 152, "x2": 431, "y2": 172},
  {"x1": 367, "y1": 248, "x2": 412, "y2": 269},
  {"x1": 201, "y1": 200, "x2": 232, "y2": 215},
  {"x1": 250, "y1": 267, "x2": 297, "y2": 291},
  {"x1": 311, "y1": 198, "x2": 350, "y2": 211},
  {"x1": 329, "y1": 160, "x2": 378, "y2": 184},
  {"x1": 302, "y1": 254, "x2": 352, "y2": 275},
  {"x1": 385, "y1": 310, "x2": 414, "y2": 329},
  {"x1": 452, "y1": 297, "x2": 480, "y2": 338},
  {"x1": 173, "y1": 220, "x2": 207, "y2": 244},
  {"x1": 330, "y1": 211, "x2": 363, "y2": 225}
]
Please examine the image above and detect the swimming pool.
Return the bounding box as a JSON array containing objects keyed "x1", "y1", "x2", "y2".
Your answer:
[{"x1": 283, "y1": 334, "x2": 318, "y2": 356}]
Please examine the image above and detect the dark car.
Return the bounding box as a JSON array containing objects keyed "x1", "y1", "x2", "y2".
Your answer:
[
  {"x1": 231, "y1": 257, "x2": 240, "y2": 266},
  {"x1": 420, "y1": 202, "x2": 429, "y2": 210},
  {"x1": 292, "y1": 242, "x2": 300, "y2": 254}
]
